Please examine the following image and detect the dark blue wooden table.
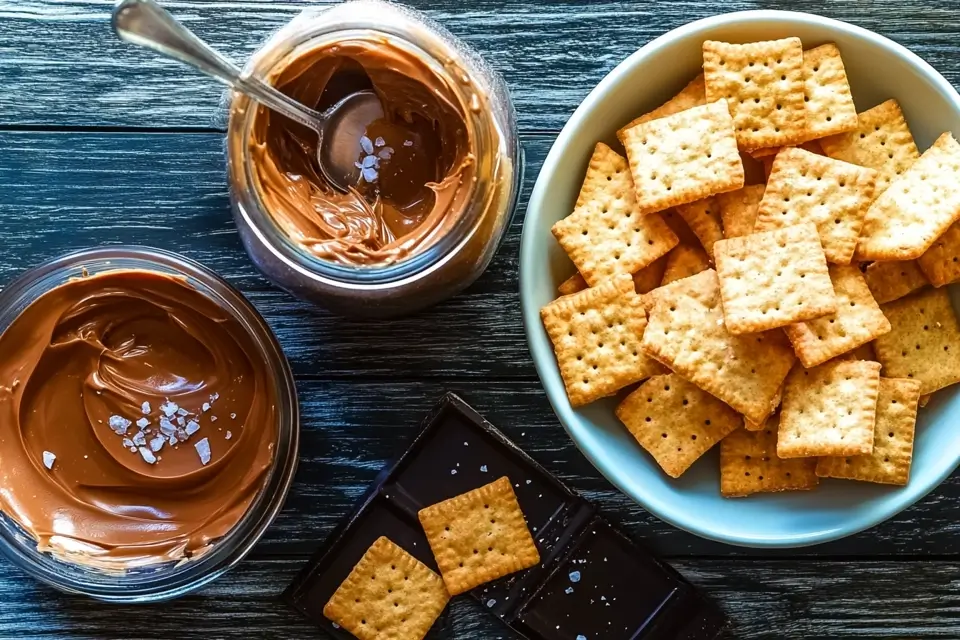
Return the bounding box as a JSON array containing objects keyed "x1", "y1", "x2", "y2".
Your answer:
[{"x1": 2, "y1": 1, "x2": 960, "y2": 637}]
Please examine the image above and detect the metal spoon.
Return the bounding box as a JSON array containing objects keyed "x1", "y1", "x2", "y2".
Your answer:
[{"x1": 112, "y1": 0, "x2": 383, "y2": 192}]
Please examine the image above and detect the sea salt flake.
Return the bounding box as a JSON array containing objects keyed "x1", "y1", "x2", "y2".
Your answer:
[
  {"x1": 132, "y1": 431, "x2": 147, "y2": 447},
  {"x1": 141, "y1": 401, "x2": 151, "y2": 415},
  {"x1": 185, "y1": 420, "x2": 200, "y2": 437},
  {"x1": 195, "y1": 438, "x2": 212, "y2": 465},
  {"x1": 108, "y1": 415, "x2": 132, "y2": 435},
  {"x1": 160, "y1": 401, "x2": 179, "y2": 417},
  {"x1": 565, "y1": 587, "x2": 574, "y2": 594},
  {"x1": 374, "y1": 136, "x2": 385, "y2": 147},
  {"x1": 168, "y1": 434, "x2": 178, "y2": 446},
  {"x1": 451, "y1": 469, "x2": 457, "y2": 475},
  {"x1": 176, "y1": 416, "x2": 186, "y2": 427},
  {"x1": 159, "y1": 417, "x2": 176, "y2": 436},
  {"x1": 210, "y1": 392, "x2": 219, "y2": 402},
  {"x1": 42, "y1": 451, "x2": 56, "y2": 470},
  {"x1": 577, "y1": 635, "x2": 587, "y2": 640},
  {"x1": 569, "y1": 571, "x2": 581, "y2": 583},
  {"x1": 210, "y1": 415, "x2": 218, "y2": 422},
  {"x1": 360, "y1": 135, "x2": 374, "y2": 154},
  {"x1": 480, "y1": 465, "x2": 488, "y2": 472},
  {"x1": 230, "y1": 413, "x2": 237, "y2": 420},
  {"x1": 464, "y1": 441, "x2": 469, "y2": 446},
  {"x1": 175, "y1": 428, "x2": 188, "y2": 442},
  {"x1": 378, "y1": 147, "x2": 394, "y2": 160},
  {"x1": 361, "y1": 154, "x2": 378, "y2": 168},
  {"x1": 202, "y1": 402, "x2": 210, "y2": 413},
  {"x1": 361, "y1": 166, "x2": 378, "y2": 183},
  {"x1": 136, "y1": 417, "x2": 149, "y2": 429},
  {"x1": 486, "y1": 599, "x2": 496, "y2": 608},
  {"x1": 403, "y1": 139, "x2": 413, "y2": 147},
  {"x1": 122, "y1": 438, "x2": 135, "y2": 449},
  {"x1": 149, "y1": 435, "x2": 165, "y2": 452},
  {"x1": 600, "y1": 596, "x2": 606, "y2": 601},
  {"x1": 177, "y1": 408, "x2": 189, "y2": 417},
  {"x1": 526, "y1": 479, "x2": 532, "y2": 484},
  {"x1": 138, "y1": 447, "x2": 157, "y2": 464},
  {"x1": 225, "y1": 431, "x2": 232, "y2": 440}
]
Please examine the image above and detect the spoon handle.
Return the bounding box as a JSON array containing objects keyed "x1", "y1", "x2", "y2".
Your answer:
[{"x1": 112, "y1": 0, "x2": 324, "y2": 130}]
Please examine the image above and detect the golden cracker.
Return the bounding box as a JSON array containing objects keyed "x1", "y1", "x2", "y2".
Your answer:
[
  {"x1": 720, "y1": 421, "x2": 819, "y2": 497},
  {"x1": 816, "y1": 377, "x2": 922, "y2": 485},
  {"x1": 848, "y1": 341, "x2": 877, "y2": 362},
  {"x1": 863, "y1": 259, "x2": 929, "y2": 304},
  {"x1": 856, "y1": 132, "x2": 960, "y2": 261},
  {"x1": 714, "y1": 223, "x2": 837, "y2": 334},
  {"x1": 675, "y1": 197, "x2": 724, "y2": 258},
  {"x1": 783, "y1": 264, "x2": 892, "y2": 368},
  {"x1": 323, "y1": 537, "x2": 450, "y2": 640},
  {"x1": 802, "y1": 43, "x2": 859, "y2": 139},
  {"x1": 702, "y1": 38, "x2": 808, "y2": 151},
  {"x1": 749, "y1": 139, "x2": 825, "y2": 160},
  {"x1": 717, "y1": 184, "x2": 766, "y2": 238},
  {"x1": 552, "y1": 143, "x2": 678, "y2": 285},
  {"x1": 557, "y1": 272, "x2": 588, "y2": 296},
  {"x1": 873, "y1": 287, "x2": 960, "y2": 395},
  {"x1": 541, "y1": 274, "x2": 665, "y2": 406},
  {"x1": 616, "y1": 373, "x2": 742, "y2": 478},
  {"x1": 918, "y1": 220, "x2": 960, "y2": 287},
  {"x1": 777, "y1": 359, "x2": 881, "y2": 458},
  {"x1": 661, "y1": 207, "x2": 702, "y2": 247},
  {"x1": 418, "y1": 477, "x2": 540, "y2": 596},
  {"x1": 621, "y1": 100, "x2": 744, "y2": 214},
  {"x1": 641, "y1": 269, "x2": 796, "y2": 423},
  {"x1": 661, "y1": 243, "x2": 711, "y2": 286},
  {"x1": 617, "y1": 73, "x2": 706, "y2": 137},
  {"x1": 633, "y1": 255, "x2": 669, "y2": 294},
  {"x1": 820, "y1": 99, "x2": 920, "y2": 194},
  {"x1": 755, "y1": 148, "x2": 877, "y2": 264}
]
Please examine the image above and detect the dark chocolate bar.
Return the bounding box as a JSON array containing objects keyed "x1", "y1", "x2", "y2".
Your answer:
[{"x1": 283, "y1": 393, "x2": 727, "y2": 639}]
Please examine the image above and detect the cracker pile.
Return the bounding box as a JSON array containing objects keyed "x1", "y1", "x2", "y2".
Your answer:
[{"x1": 544, "y1": 37, "x2": 960, "y2": 498}]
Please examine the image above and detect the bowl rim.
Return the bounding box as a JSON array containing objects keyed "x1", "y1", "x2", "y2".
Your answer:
[{"x1": 520, "y1": 9, "x2": 960, "y2": 547}]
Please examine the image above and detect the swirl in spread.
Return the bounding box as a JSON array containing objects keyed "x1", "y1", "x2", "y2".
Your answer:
[
  {"x1": 0, "y1": 270, "x2": 277, "y2": 568},
  {"x1": 249, "y1": 39, "x2": 475, "y2": 266}
]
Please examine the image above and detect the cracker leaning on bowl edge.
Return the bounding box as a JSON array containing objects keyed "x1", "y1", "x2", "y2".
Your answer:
[{"x1": 541, "y1": 35, "x2": 960, "y2": 498}]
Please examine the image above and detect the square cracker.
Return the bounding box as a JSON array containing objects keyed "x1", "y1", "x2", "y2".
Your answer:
[
  {"x1": 323, "y1": 536, "x2": 450, "y2": 640},
  {"x1": 557, "y1": 272, "x2": 587, "y2": 296},
  {"x1": 918, "y1": 220, "x2": 960, "y2": 287},
  {"x1": 717, "y1": 184, "x2": 766, "y2": 238},
  {"x1": 633, "y1": 255, "x2": 669, "y2": 294},
  {"x1": 714, "y1": 223, "x2": 837, "y2": 334},
  {"x1": 418, "y1": 477, "x2": 540, "y2": 595},
  {"x1": 777, "y1": 359, "x2": 881, "y2": 458},
  {"x1": 720, "y1": 421, "x2": 819, "y2": 497},
  {"x1": 661, "y1": 244, "x2": 710, "y2": 285},
  {"x1": 661, "y1": 207, "x2": 702, "y2": 247},
  {"x1": 864, "y1": 259, "x2": 929, "y2": 304},
  {"x1": 754, "y1": 148, "x2": 877, "y2": 264},
  {"x1": 873, "y1": 287, "x2": 960, "y2": 395},
  {"x1": 617, "y1": 73, "x2": 706, "y2": 137},
  {"x1": 702, "y1": 38, "x2": 808, "y2": 151},
  {"x1": 820, "y1": 99, "x2": 920, "y2": 194},
  {"x1": 856, "y1": 132, "x2": 960, "y2": 261},
  {"x1": 541, "y1": 274, "x2": 665, "y2": 406},
  {"x1": 641, "y1": 269, "x2": 796, "y2": 423},
  {"x1": 620, "y1": 100, "x2": 744, "y2": 214},
  {"x1": 675, "y1": 197, "x2": 724, "y2": 258},
  {"x1": 552, "y1": 143, "x2": 678, "y2": 286},
  {"x1": 816, "y1": 377, "x2": 922, "y2": 485},
  {"x1": 784, "y1": 264, "x2": 892, "y2": 368},
  {"x1": 616, "y1": 373, "x2": 742, "y2": 478},
  {"x1": 802, "y1": 43, "x2": 859, "y2": 139}
]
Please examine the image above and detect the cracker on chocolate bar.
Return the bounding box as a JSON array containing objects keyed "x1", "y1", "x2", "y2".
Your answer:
[
  {"x1": 541, "y1": 274, "x2": 665, "y2": 406},
  {"x1": 856, "y1": 132, "x2": 960, "y2": 261},
  {"x1": 702, "y1": 38, "x2": 807, "y2": 151},
  {"x1": 617, "y1": 73, "x2": 706, "y2": 138},
  {"x1": 783, "y1": 264, "x2": 891, "y2": 368},
  {"x1": 863, "y1": 259, "x2": 929, "y2": 304},
  {"x1": 802, "y1": 43, "x2": 859, "y2": 139},
  {"x1": 873, "y1": 287, "x2": 960, "y2": 395},
  {"x1": 720, "y1": 421, "x2": 819, "y2": 497},
  {"x1": 552, "y1": 143, "x2": 678, "y2": 285},
  {"x1": 717, "y1": 184, "x2": 765, "y2": 238},
  {"x1": 918, "y1": 221, "x2": 960, "y2": 288},
  {"x1": 660, "y1": 243, "x2": 710, "y2": 285},
  {"x1": 816, "y1": 377, "x2": 922, "y2": 485},
  {"x1": 616, "y1": 373, "x2": 742, "y2": 478},
  {"x1": 777, "y1": 359, "x2": 881, "y2": 458},
  {"x1": 620, "y1": 100, "x2": 744, "y2": 214},
  {"x1": 754, "y1": 147, "x2": 877, "y2": 264},
  {"x1": 714, "y1": 223, "x2": 837, "y2": 334},
  {"x1": 641, "y1": 269, "x2": 795, "y2": 423},
  {"x1": 675, "y1": 197, "x2": 724, "y2": 258},
  {"x1": 820, "y1": 99, "x2": 920, "y2": 194},
  {"x1": 418, "y1": 477, "x2": 540, "y2": 595},
  {"x1": 323, "y1": 536, "x2": 450, "y2": 640}
]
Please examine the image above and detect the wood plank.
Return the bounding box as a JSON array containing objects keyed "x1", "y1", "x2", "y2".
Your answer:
[
  {"x1": 0, "y1": 130, "x2": 548, "y2": 380},
  {"x1": 1, "y1": 556, "x2": 958, "y2": 638},
  {"x1": 1, "y1": 1, "x2": 959, "y2": 130}
]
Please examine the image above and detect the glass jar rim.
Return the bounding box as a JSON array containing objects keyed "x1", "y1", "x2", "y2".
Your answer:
[{"x1": 0, "y1": 246, "x2": 299, "y2": 602}]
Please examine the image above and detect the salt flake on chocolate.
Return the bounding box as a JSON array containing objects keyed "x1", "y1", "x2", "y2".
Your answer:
[
  {"x1": 185, "y1": 420, "x2": 200, "y2": 437},
  {"x1": 109, "y1": 415, "x2": 132, "y2": 435},
  {"x1": 141, "y1": 401, "x2": 151, "y2": 415},
  {"x1": 136, "y1": 417, "x2": 149, "y2": 429},
  {"x1": 132, "y1": 431, "x2": 147, "y2": 447},
  {"x1": 195, "y1": 437, "x2": 212, "y2": 466},
  {"x1": 149, "y1": 435, "x2": 165, "y2": 452},
  {"x1": 159, "y1": 417, "x2": 176, "y2": 436},
  {"x1": 42, "y1": 451, "x2": 56, "y2": 470},
  {"x1": 138, "y1": 447, "x2": 156, "y2": 464},
  {"x1": 160, "y1": 400, "x2": 178, "y2": 417}
]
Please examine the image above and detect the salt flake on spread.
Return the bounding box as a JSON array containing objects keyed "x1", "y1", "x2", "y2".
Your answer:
[
  {"x1": 195, "y1": 438, "x2": 212, "y2": 466},
  {"x1": 108, "y1": 415, "x2": 132, "y2": 435},
  {"x1": 160, "y1": 400, "x2": 179, "y2": 417},
  {"x1": 141, "y1": 401, "x2": 151, "y2": 415},
  {"x1": 138, "y1": 447, "x2": 157, "y2": 464},
  {"x1": 42, "y1": 451, "x2": 56, "y2": 470}
]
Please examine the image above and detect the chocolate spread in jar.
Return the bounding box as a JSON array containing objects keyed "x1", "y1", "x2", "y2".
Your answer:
[
  {"x1": 249, "y1": 39, "x2": 476, "y2": 266},
  {"x1": 0, "y1": 270, "x2": 277, "y2": 568}
]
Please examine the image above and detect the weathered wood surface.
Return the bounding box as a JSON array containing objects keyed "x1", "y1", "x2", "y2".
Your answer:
[{"x1": 3, "y1": 0, "x2": 960, "y2": 637}]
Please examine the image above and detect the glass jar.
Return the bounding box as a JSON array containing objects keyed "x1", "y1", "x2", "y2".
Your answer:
[
  {"x1": 0, "y1": 247, "x2": 299, "y2": 602},
  {"x1": 226, "y1": 0, "x2": 521, "y2": 318}
]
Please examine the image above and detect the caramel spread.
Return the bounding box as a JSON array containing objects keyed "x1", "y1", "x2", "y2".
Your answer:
[
  {"x1": 0, "y1": 270, "x2": 277, "y2": 568},
  {"x1": 249, "y1": 39, "x2": 475, "y2": 266}
]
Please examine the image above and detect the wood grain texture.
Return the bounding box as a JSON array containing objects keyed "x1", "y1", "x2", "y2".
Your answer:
[
  {"x1": 2, "y1": 557, "x2": 960, "y2": 639},
  {"x1": 1, "y1": 1, "x2": 959, "y2": 131}
]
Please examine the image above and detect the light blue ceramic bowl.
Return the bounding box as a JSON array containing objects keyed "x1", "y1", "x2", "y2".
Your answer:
[{"x1": 520, "y1": 10, "x2": 960, "y2": 547}]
